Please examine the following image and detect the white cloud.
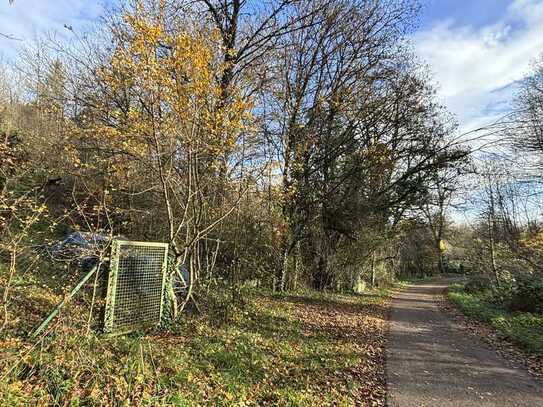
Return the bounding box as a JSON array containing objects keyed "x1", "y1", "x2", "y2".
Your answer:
[
  {"x1": 413, "y1": 0, "x2": 543, "y2": 134},
  {"x1": 0, "y1": 0, "x2": 106, "y2": 59},
  {"x1": 1, "y1": 0, "x2": 541, "y2": 137}
]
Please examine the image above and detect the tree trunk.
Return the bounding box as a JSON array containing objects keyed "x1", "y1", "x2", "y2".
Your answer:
[
  {"x1": 371, "y1": 250, "x2": 376, "y2": 289},
  {"x1": 293, "y1": 241, "x2": 301, "y2": 291},
  {"x1": 488, "y1": 188, "x2": 500, "y2": 286},
  {"x1": 280, "y1": 245, "x2": 288, "y2": 292},
  {"x1": 437, "y1": 240, "x2": 445, "y2": 275}
]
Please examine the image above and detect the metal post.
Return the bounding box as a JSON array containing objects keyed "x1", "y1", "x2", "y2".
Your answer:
[
  {"x1": 104, "y1": 240, "x2": 121, "y2": 333},
  {"x1": 30, "y1": 263, "x2": 101, "y2": 339}
]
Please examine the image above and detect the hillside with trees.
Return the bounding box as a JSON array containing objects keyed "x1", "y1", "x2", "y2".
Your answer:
[{"x1": 2, "y1": 0, "x2": 543, "y2": 405}]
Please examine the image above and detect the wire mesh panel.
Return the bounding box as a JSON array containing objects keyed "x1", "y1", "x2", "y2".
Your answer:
[{"x1": 104, "y1": 240, "x2": 169, "y2": 334}]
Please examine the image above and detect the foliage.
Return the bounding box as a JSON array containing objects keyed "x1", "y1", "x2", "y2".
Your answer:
[
  {"x1": 0, "y1": 0, "x2": 471, "y2": 403},
  {"x1": 464, "y1": 274, "x2": 493, "y2": 295},
  {"x1": 449, "y1": 285, "x2": 543, "y2": 355},
  {"x1": 0, "y1": 266, "x2": 391, "y2": 406},
  {"x1": 0, "y1": 0, "x2": 466, "y2": 306},
  {"x1": 509, "y1": 274, "x2": 543, "y2": 314},
  {"x1": 448, "y1": 285, "x2": 502, "y2": 321}
]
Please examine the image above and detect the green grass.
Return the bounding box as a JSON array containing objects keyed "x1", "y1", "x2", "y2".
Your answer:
[
  {"x1": 0, "y1": 266, "x2": 390, "y2": 406},
  {"x1": 448, "y1": 285, "x2": 543, "y2": 354}
]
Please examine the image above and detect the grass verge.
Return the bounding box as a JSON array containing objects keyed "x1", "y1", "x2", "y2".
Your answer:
[
  {"x1": 448, "y1": 284, "x2": 543, "y2": 355},
  {"x1": 1, "y1": 271, "x2": 390, "y2": 406}
]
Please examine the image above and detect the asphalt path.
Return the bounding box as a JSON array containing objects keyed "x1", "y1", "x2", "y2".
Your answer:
[{"x1": 387, "y1": 279, "x2": 543, "y2": 406}]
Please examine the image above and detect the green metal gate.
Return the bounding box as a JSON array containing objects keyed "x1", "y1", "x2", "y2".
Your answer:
[{"x1": 104, "y1": 240, "x2": 169, "y2": 334}]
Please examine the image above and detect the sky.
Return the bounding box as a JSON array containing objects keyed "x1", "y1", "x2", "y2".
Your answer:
[
  {"x1": 0, "y1": 1, "x2": 105, "y2": 45},
  {"x1": 415, "y1": 0, "x2": 543, "y2": 134},
  {"x1": 1, "y1": 0, "x2": 543, "y2": 135}
]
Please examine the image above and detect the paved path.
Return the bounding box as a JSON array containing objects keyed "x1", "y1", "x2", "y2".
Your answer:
[{"x1": 387, "y1": 279, "x2": 543, "y2": 406}]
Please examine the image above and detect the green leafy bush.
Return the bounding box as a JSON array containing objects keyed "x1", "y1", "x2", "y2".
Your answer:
[
  {"x1": 464, "y1": 274, "x2": 493, "y2": 294},
  {"x1": 448, "y1": 288, "x2": 501, "y2": 321},
  {"x1": 487, "y1": 272, "x2": 515, "y2": 308},
  {"x1": 510, "y1": 275, "x2": 543, "y2": 314},
  {"x1": 491, "y1": 314, "x2": 543, "y2": 354},
  {"x1": 449, "y1": 285, "x2": 543, "y2": 355}
]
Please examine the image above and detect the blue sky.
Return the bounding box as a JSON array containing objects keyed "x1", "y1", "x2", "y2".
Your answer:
[
  {"x1": 415, "y1": 0, "x2": 543, "y2": 134},
  {"x1": 1, "y1": 0, "x2": 543, "y2": 135},
  {"x1": 0, "y1": 1, "x2": 105, "y2": 45},
  {"x1": 419, "y1": 0, "x2": 513, "y2": 30}
]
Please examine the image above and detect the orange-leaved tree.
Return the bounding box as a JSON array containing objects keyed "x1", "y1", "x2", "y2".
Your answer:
[{"x1": 69, "y1": 0, "x2": 251, "y2": 311}]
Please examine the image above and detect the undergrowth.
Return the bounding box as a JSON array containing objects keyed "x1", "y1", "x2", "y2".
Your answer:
[
  {"x1": 448, "y1": 284, "x2": 543, "y2": 355},
  {"x1": 0, "y1": 267, "x2": 390, "y2": 406}
]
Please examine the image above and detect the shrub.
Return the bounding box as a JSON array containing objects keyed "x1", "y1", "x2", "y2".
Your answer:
[
  {"x1": 448, "y1": 289, "x2": 501, "y2": 321},
  {"x1": 491, "y1": 314, "x2": 543, "y2": 354},
  {"x1": 488, "y1": 272, "x2": 515, "y2": 308},
  {"x1": 449, "y1": 284, "x2": 543, "y2": 355},
  {"x1": 464, "y1": 274, "x2": 493, "y2": 294},
  {"x1": 510, "y1": 275, "x2": 543, "y2": 314}
]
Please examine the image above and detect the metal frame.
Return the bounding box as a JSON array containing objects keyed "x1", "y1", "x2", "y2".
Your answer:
[
  {"x1": 104, "y1": 240, "x2": 169, "y2": 334},
  {"x1": 31, "y1": 262, "x2": 103, "y2": 338},
  {"x1": 103, "y1": 240, "x2": 121, "y2": 333}
]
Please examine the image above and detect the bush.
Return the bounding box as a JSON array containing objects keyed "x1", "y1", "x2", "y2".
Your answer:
[
  {"x1": 449, "y1": 285, "x2": 543, "y2": 355},
  {"x1": 448, "y1": 288, "x2": 501, "y2": 321},
  {"x1": 486, "y1": 272, "x2": 514, "y2": 308},
  {"x1": 492, "y1": 314, "x2": 543, "y2": 354},
  {"x1": 464, "y1": 274, "x2": 493, "y2": 294},
  {"x1": 510, "y1": 275, "x2": 543, "y2": 314}
]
